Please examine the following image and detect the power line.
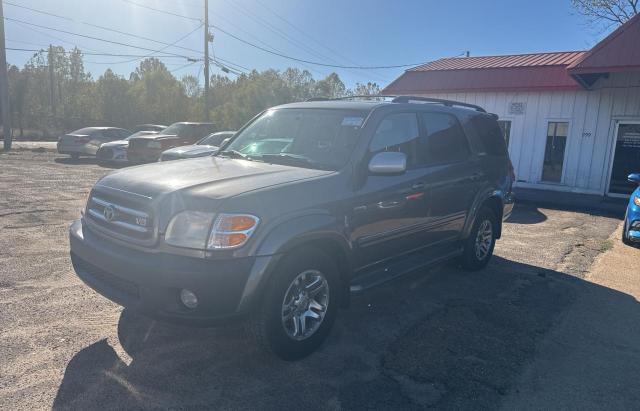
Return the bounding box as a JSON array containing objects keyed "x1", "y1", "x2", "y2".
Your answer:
[
  {"x1": 121, "y1": 0, "x2": 429, "y2": 70},
  {"x1": 6, "y1": 47, "x2": 197, "y2": 59},
  {"x1": 4, "y1": 17, "x2": 197, "y2": 60}
]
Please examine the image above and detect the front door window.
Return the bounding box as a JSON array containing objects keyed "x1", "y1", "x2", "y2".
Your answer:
[
  {"x1": 541, "y1": 122, "x2": 568, "y2": 183},
  {"x1": 609, "y1": 123, "x2": 640, "y2": 195}
]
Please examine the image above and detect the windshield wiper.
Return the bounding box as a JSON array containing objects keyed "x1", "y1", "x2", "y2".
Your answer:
[
  {"x1": 260, "y1": 153, "x2": 332, "y2": 170},
  {"x1": 217, "y1": 149, "x2": 249, "y2": 159}
]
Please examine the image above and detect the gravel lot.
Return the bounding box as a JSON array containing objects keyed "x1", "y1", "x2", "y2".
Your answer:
[{"x1": 0, "y1": 150, "x2": 626, "y2": 410}]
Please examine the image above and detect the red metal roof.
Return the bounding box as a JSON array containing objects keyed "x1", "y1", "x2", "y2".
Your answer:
[
  {"x1": 568, "y1": 13, "x2": 640, "y2": 74},
  {"x1": 383, "y1": 13, "x2": 640, "y2": 94},
  {"x1": 410, "y1": 51, "x2": 586, "y2": 71}
]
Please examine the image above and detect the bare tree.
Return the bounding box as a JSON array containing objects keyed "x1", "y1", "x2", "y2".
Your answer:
[{"x1": 572, "y1": 0, "x2": 638, "y2": 31}]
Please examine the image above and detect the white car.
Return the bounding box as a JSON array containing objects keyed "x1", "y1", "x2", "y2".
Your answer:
[
  {"x1": 96, "y1": 131, "x2": 158, "y2": 165},
  {"x1": 57, "y1": 127, "x2": 131, "y2": 159},
  {"x1": 159, "y1": 131, "x2": 235, "y2": 161}
]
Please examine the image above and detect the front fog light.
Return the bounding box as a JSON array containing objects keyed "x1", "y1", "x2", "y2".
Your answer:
[{"x1": 180, "y1": 289, "x2": 198, "y2": 309}]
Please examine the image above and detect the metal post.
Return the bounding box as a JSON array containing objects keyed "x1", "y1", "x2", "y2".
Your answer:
[
  {"x1": 0, "y1": 0, "x2": 11, "y2": 151},
  {"x1": 48, "y1": 45, "x2": 56, "y2": 116},
  {"x1": 204, "y1": 0, "x2": 210, "y2": 121}
]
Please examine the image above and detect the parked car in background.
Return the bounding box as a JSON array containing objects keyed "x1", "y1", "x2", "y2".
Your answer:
[
  {"x1": 69, "y1": 96, "x2": 515, "y2": 360},
  {"x1": 622, "y1": 173, "x2": 640, "y2": 246},
  {"x1": 127, "y1": 122, "x2": 217, "y2": 163},
  {"x1": 159, "y1": 131, "x2": 235, "y2": 161},
  {"x1": 96, "y1": 131, "x2": 159, "y2": 165},
  {"x1": 57, "y1": 127, "x2": 131, "y2": 159},
  {"x1": 132, "y1": 124, "x2": 166, "y2": 133}
]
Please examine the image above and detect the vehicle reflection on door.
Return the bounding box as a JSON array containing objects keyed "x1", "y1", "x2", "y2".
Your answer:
[{"x1": 609, "y1": 123, "x2": 640, "y2": 195}]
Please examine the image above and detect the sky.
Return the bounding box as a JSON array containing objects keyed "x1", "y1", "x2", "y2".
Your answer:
[{"x1": 4, "y1": 0, "x2": 610, "y2": 89}]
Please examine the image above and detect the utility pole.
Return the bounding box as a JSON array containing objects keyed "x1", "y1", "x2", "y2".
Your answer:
[
  {"x1": 203, "y1": 0, "x2": 210, "y2": 121},
  {"x1": 48, "y1": 45, "x2": 56, "y2": 116},
  {"x1": 0, "y1": 0, "x2": 11, "y2": 151}
]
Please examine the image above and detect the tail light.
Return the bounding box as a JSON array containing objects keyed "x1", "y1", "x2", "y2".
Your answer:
[{"x1": 508, "y1": 158, "x2": 516, "y2": 183}]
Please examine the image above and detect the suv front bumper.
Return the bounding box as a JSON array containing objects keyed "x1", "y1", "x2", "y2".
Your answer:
[{"x1": 69, "y1": 219, "x2": 271, "y2": 326}]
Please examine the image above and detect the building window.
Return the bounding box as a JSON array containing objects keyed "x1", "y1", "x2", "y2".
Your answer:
[
  {"x1": 541, "y1": 122, "x2": 569, "y2": 183},
  {"x1": 497, "y1": 120, "x2": 512, "y2": 147}
]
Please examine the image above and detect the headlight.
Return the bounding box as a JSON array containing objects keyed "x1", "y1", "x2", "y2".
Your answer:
[
  {"x1": 148, "y1": 141, "x2": 162, "y2": 149},
  {"x1": 165, "y1": 211, "x2": 214, "y2": 249},
  {"x1": 207, "y1": 213, "x2": 259, "y2": 250},
  {"x1": 634, "y1": 196, "x2": 640, "y2": 207}
]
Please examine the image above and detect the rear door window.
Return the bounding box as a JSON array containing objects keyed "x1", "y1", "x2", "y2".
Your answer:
[{"x1": 417, "y1": 112, "x2": 470, "y2": 166}]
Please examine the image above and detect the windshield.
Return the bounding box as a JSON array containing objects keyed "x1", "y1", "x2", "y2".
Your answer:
[
  {"x1": 125, "y1": 131, "x2": 157, "y2": 140},
  {"x1": 162, "y1": 123, "x2": 214, "y2": 139},
  {"x1": 198, "y1": 132, "x2": 233, "y2": 146},
  {"x1": 223, "y1": 109, "x2": 366, "y2": 170}
]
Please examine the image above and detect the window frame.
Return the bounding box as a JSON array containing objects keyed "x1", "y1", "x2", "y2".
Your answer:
[{"x1": 540, "y1": 120, "x2": 571, "y2": 184}]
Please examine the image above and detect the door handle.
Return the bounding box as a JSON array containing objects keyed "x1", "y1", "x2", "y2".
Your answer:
[{"x1": 377, "y1": 200, "x2": 403, "y2": 209}]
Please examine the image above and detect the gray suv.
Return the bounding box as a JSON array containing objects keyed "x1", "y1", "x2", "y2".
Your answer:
[{"x1": 69, "y1": 96, "x2": 515, "y2": 360}]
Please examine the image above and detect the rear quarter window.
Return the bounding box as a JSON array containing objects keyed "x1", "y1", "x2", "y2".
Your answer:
[{"x1": 462, "y1": 113, "x2": 508, "y2": 156}]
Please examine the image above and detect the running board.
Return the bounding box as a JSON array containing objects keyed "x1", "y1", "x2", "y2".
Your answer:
[{"x1": 349, "y1": 247, "x2": 463, "y2": 293}]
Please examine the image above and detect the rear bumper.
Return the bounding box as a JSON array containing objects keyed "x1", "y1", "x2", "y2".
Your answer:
[
  {"x1": 127, "y1": 148, "x2": 163, "y2": 163},
  {"x1": 69, "y1": 219, "x2": 272, "y2": 326}
]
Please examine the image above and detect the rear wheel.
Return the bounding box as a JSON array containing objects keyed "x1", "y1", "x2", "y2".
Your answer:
[
  {"x1": 459, "y1": 207, "x2": 497, "y2": 270},
  {"x1": 246, "y1": 247, "x2": 338, "y2": 361}
]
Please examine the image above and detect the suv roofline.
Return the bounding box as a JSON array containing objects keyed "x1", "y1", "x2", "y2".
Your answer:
[{"x1": 306, "y1": 95, "x2": 486, "y2": 113}]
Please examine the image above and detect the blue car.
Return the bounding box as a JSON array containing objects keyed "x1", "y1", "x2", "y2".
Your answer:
[{"x1": 623, "y1": 173, "x2": 640, "y2": 246}]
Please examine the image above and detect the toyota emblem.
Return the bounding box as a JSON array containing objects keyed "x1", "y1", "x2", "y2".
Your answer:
[{"x1": 103, "y1": 204, "x2": 117, "y2": 222}]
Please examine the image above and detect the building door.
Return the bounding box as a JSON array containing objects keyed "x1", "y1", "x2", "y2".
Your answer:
[
  {"x1": 541, "y1": 122, "x2": 569, "y2": 183},
  {"x1": 608, "y1": 122, "x2": 640, "y2": 196}
]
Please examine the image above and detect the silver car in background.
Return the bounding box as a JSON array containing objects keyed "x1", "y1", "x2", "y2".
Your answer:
[
  {"x1": 96, "y1": 130, "x2": 159, "y2": 165},
  {"x1": 57, "y1": 127, "x2": 131, "y2": 159},
  {"x1": 159, "y1": 131, "x2": 235, "y2": 161}
]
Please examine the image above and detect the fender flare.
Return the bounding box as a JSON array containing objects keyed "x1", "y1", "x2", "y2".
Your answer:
[
  {"x1": 462, "y1": 189, "x2": 506, "y2": 239},
  {"x1": 237, "y1": 213, "x2": 354, "y2": 312}
]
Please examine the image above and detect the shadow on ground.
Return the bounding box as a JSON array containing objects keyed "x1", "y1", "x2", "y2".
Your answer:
[
  {"x1": 54, "y1": 157, "x2": 99, "y2": 166},
  {"x1": 505, "y1": 204, "x2": 547, "y2": 224},
  {"x1": 52, "y1": 256, "x2": 639, "y2": 410}
]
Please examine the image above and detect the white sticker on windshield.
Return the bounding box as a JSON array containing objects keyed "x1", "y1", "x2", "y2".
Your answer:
[{"x1": 342, "y1": 117, "x2": 364, "y2": 127}]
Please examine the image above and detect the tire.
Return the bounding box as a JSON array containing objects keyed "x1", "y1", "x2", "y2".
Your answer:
[
  {"x1": 622, "y1": 211, "x2": 632, "y2": 246},
  {"x1": 246, "y1": 247, "x2": 339, "y2": 361},
  {"x1": 459, "y1": 207, "x2": 498, "y2": 270},
  {"x1": 70, "y1": 153, "x2": 80, "y2": 160}
]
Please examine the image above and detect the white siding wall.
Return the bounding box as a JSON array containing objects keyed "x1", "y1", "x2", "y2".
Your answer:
[{"x1": 420, "y1": 72, "x2": 640, "y2": 194}]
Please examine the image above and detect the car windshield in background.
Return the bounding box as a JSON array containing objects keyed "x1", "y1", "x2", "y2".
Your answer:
[
  {"x1": 162, "y1": 124, "x2": 213, "y2": 139},
  {"x1": 198, "y1": 133, "x2": 233, "y2": 146},
  {"x1": 223, "y1": 109, "x2": 366, "y2": 170}
]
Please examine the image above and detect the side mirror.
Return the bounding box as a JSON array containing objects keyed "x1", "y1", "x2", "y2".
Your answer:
[
  {"x1": 220, "y1": 138, "x2": 231, "y2": 147},
  {"x1": 368, "y1": 151, "x2": 407, "y2": 175},
  {"x1": 628, "y1": 173, "x2": 640, "y2": 185}
]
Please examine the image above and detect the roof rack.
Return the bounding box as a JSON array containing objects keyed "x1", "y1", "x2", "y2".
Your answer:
[
  {"x1": 391, "y1": 96, "x2": 486, "y2": 113},
  {"x1": 304, "y1": 95, "x2": 487, "y2": 113}
]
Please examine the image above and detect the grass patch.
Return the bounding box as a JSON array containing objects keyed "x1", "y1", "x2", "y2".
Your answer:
[{"x1": 600, "y1": 239, "x2": 614, "y2": 252}]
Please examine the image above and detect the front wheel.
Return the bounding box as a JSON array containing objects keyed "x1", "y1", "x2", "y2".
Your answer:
[
  {"x1": 246, "y1": 247, "x2": 338, "y2": 361},
  {"x1": 459, "y1": 207, "x2": 497, "y2": 270},
  {"x1": 622, "y1": 211, "x2": 632, "y2": 246}
]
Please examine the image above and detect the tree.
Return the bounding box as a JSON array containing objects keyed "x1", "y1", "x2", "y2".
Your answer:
[
  {"x1": 572, "y1": 0, "x2": 638, "y2": 31},
  {"x1": 350, "y1": 81, "x2": 381, "y2": 97},
  {"x1": 314, "y1": 72, "x2": 346, "y2": 98}
]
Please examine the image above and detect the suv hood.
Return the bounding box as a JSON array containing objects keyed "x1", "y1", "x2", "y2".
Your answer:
[
  {"x1": 100, "y1": 139, "x2": 128, "y2": 148},
  {"x1": 96, "y1": 156, "x2": 333, "y2": 200},
  {"x1": 162, "y1": 145, "x2": 218, "y2": 157}
]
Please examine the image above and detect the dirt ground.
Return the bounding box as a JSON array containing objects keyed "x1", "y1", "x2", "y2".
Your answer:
[{"x1": 0, "y1": 150, "x2": 636, "y2": 410}]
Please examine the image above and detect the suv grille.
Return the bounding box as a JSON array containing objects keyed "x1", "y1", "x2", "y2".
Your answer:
[
  {"x1": 86, "y1": 191, "x2": 155, "y2": 245},
  {"x1": 128, "y1": 139, "x2": 148, "y2": 150},
  {"x1": 97, "y1": 148, "x2": 113, "y2": 160}
]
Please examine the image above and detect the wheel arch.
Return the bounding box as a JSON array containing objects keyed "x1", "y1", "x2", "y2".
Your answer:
[{"x1": 463, "y1": 191, "x2": 505, "y2": 239}]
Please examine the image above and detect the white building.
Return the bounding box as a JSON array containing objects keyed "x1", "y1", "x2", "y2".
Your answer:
[{"x1": 383, "y1": 14, "x2": 640, "y2": 198}]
